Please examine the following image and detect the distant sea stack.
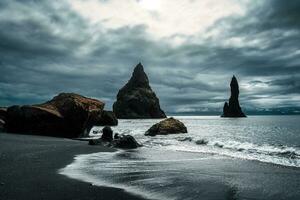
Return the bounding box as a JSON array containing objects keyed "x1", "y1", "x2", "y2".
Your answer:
[
  {"x1": 113, "y1": 63, "x2": 166, "y2": 119},
  {"x1": 222, "y1": 76, "x2": 246, "y2": 117}
]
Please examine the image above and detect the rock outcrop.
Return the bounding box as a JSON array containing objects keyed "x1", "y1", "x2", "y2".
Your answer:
[
  {"x1": 98, "y1": 111, "x2": 118, "y2": 126},
  {"x1": 4, "y1": 93, "x2": 116, "y2": 138},
  {"x1": 112, "y1": 134, "x2": 142, "y2": 149},
  {"x1": 101, "y1": 126, "x2": 113, "y2": 142},
  {"x1": 89, "y1": 128, "x2": 141, "y2": 149},
  {"x1": 145, "y1": 117, "x2": 187, "y2": 136},
  {"x1": 113, "y1": 63, "x2": 166, "y2": 119},
  {"x1": 222, "y1": 76, "x2": 246, "y2": 117},
  {"x1": 82, "y1": 110, "x2": 118, "y2": 137}
]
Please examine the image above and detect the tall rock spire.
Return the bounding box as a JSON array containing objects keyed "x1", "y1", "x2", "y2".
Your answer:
[
  {"x1": 127, "y1": 62, "x2": 150, "y2": 88},
  {"x1": 113, "y1": 63, "x2": 166, "y2": 119},
  {"x1": 222, "y1": 76, "x2": 246, "y2": 117}
]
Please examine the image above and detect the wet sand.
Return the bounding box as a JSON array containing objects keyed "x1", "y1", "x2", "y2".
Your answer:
[{"x1": 0, "y1": 133, "x2": 146, "y2": 200}]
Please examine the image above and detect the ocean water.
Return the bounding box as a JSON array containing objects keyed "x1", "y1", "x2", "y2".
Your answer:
[{"x1": 60, "y1": 116, "x2": 300, "y2": 200}]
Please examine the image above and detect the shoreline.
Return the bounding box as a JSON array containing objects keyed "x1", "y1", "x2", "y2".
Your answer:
[
  {"x1": 1, "y1": 129, "x2": 300, "y2": 200},
  {"x1": 59, "y1": 145, "x2": 300, "y2": 200},
  {"x1": 0, "y1": 133, "x2": 147, "y2": 200}
]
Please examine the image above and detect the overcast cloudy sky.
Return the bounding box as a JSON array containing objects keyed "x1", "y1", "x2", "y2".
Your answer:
[{"x1": 0, "y1": 0, "x2": 300, "y2": 114}]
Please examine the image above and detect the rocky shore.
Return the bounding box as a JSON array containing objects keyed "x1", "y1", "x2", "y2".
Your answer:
[{"x1": 0, "y1": 93, "x2": 117, "y2": 138}]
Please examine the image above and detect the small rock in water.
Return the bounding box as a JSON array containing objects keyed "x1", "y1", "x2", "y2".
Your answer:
[
  {"x1": 179, "y1": 137, "x2": 193, "y2": 142},
  {"x1": 195, "y1": 139, "x2": 208, "y2": 145},
  {"x1": 114, "y1": 133, "x2": 120, "y2": 140},
  {"x1": 112, "y1": 134, "x2": 142, "y2": 149},
  {"x1": 145, "y1": 117, "x2": 187, "y2": 136},
  {"x1": 214, "y1": 143, "x2": 224, "y2": 148},
  {"x1": 101, "y1": 126, "x2": 113, "y2": 142},
  {"x1": 88, "y1": 128, "x2": 141, "y2": 149}
]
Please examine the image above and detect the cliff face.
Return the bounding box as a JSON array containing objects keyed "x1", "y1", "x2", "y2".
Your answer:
[
  {"x1": 222, "y1": 76, "x2": 246, "y2": 117},
  {"x1": 113, "y1": 63, "x2": 166, "y2": 119}
]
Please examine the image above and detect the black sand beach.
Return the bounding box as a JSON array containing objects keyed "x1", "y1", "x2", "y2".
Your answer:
[
  {"x1": 0, "y1": 133, "x2": 145, "y2": 200},
  {"x1": 1, "y1": 129, "x2": 300, "y2": 200}
]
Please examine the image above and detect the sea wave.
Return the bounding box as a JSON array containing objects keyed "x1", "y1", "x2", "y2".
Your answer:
[
  {"x1": 166, "y1": 137, "x2": 300, "y2": 167},
  {"x1": 196, "y1": 139, "x2": 300, "y2": 158}
]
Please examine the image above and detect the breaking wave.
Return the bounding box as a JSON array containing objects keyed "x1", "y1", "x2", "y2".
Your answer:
[{"x1": 167, "y1": 137, "x2": 300, "y2": 167}]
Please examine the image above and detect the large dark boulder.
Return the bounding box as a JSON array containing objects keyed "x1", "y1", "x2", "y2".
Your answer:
[
  {"x1": 5, "y1": 93, "x2": 106, "y2": 138},
  {"x1": 221, "y1": 76, "x2": 246, "y2": 117},
  {"x1": 113, "y1": 63, "x2": 166, "y2": 119},
  {"x1": 145, "y1": 117, "x2": 187, "y2": 136},
  {"x1": 112, "y1": 134, "x2": 142, "y2": 149}
]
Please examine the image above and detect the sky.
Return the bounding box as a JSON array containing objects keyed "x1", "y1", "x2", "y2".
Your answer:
[{"x1": 0, "y1": 0, "x2": 300, "y2": 115}]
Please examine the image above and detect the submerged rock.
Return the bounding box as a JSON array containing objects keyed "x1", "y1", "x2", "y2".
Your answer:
[
  {"x1": 5, "y1": 93, "x2": 107, "y2": 138},
  {"x1": 195, "y1": 139, "x2": 208, "y2": 145},
  {"x1": 88, "y1": 128, "x2": 141, "y2": 149},
  {"x1": 145, "y1": 117, "x2": 188, "y2": 136},
  {"x1": 222, "y1": 76, "x2": 246, "y2": 117},
  {"x1": 113, "y1": 63, "x2": 166, "y2": 119},
  {"x1": 112, "y1": 134, "x2": 142, "y2": 149}
]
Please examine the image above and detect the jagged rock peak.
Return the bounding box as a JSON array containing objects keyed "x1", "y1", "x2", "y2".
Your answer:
[
  {"x1": 230, "y1": 75, "x2": 239, "y2": 98},
  {"x1": 113, "y1": 63, "x2": 166, "y2": 119},
  {"x1": 222, "y1": 75, "x2": 246, "y2": 118},
  {"x1": 127, "y1": 62, "x2": 150, "y2": 88}
]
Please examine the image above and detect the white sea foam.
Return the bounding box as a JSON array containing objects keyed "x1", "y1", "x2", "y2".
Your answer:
[
  {"x1": 169, "y1": 138, "x2": 300, "y2": 168},
  {"x1": 60, "y1": 116, "x2": 300, "y2": 200},
  {"x1": 88, "y1": 116, "x2": 300, "y2": 168}
]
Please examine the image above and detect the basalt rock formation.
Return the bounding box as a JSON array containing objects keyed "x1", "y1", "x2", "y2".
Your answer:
[
  {"x1": 112, "y1": 134, "x2": 142, "y2": 149},
  {"x1": 101, "y1": 126, "x2": 113, "y2": 142},
  {"x1": 89, "y1": 128, "x2": 142, "y2": 149},
  {"x1": 222, "y1": 76, "x2": 246, "y2": 117},
  {"x1": 4, "y1": 93, "x2": 117, "y2": 138},
  {"x1": 113, "y1": 63, "x2": 166, "y2": 119},
  {"x1": 145, "y1": 117, "x2": 187, "y2": 136}
]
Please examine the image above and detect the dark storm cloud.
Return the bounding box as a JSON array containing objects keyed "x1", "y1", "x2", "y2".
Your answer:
[{"x1": 0, "y1": 0, "x2": 299, "y2": 114}]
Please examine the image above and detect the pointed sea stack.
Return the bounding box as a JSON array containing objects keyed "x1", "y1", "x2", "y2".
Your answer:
[
  {"x1": 222, "y1": 76, "x2": 246, "y2": 117},
  {"x1": 113, "y1": 63, "x2": 166, "y2": 119}
]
